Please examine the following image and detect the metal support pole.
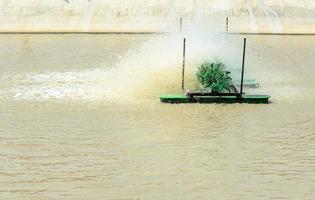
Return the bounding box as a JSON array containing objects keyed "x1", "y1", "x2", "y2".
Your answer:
[
  {"x1": 182, "y1": 38, "x2": 186, "y2": 91},
  {"x1": 180, "y1": 18, "x2": 183, "y2": 33},
  {"x1": 240, "y1": 38, "x2": 247, "y2": 96},
  {"x1": 226, "y1": 17, "x2": 229, "y2": 34}
]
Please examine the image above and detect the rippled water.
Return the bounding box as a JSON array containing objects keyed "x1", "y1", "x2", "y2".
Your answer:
[{"x1": 0, "y1": 34, "x2": 315, "y2": 199}]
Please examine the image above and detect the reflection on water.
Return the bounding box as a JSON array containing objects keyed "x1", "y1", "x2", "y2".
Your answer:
[{"x1": 0, "y1": 34, "x2": 315, "y2": 199}]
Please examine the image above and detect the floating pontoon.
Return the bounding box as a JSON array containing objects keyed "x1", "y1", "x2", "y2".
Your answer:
[{"x1": 160, "y1": 94, "x2": 270, "y2": 104}]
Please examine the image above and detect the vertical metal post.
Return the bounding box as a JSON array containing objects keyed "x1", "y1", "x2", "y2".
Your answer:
[
  {"x1": 180, "y1": 18, "x2": 183, "y2": 33},
  {"x1": 240, "y1": 38, "x2": 247, "y2": 96},
  {"x1": 182, "y1": 38, "x2": 186, "y2": 91},
  {"x1": 226, "y1": 17, "x2": 229, "y2": 34}
]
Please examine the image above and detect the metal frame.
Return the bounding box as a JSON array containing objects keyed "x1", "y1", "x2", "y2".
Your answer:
[{"x1": 182, "y1": 37, "x2": 247, "y2": 99}]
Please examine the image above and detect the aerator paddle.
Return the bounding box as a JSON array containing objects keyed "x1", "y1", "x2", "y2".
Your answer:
[{"x1": 160, "y1": 38, "x2": 271, "y2": 104}]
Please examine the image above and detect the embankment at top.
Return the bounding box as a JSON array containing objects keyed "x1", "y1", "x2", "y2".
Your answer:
[{"x1": 1, "y1": 0, "x2": 315, "y2": 33}]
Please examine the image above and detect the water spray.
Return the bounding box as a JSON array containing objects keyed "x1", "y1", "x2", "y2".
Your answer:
[
  {"x1": 245, "y1": 0, "x2": 258, "y2": 33},
  {"x1": 257, "y1": 0, "x2": 282, "y2": 33},
  {"x1": 84, "y1": 0, "x2": 94, "y2": 31}
]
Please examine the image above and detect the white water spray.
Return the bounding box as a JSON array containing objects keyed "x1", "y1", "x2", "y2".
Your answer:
[
  {"x1": 84, "y1": 0, "x2": 94, "y2": 31},
  {"x1": 0, "y1": 0, "x2": 9, "y2": 16},
  {"x1": 245, "y1": 0, "x2": 258, "y2": 33},
  {"x1": 257, "y1": 0, "x2": 282, "y2": 33},
  {"x1": 0, "y1": 31, "x2": 239, "y2": 103}
]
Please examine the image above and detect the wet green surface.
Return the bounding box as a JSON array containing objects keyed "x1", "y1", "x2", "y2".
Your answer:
[{"x1": 160, "y1": 94, "x2": 271, "y2": 104}]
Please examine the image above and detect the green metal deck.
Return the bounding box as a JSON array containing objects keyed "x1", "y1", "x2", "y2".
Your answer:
[{"x1": 160, "y1": 95, "x2": 270, "y2": 104}]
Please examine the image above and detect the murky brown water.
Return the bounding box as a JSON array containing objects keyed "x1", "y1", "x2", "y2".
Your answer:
[{"x1": 0, "y1": 34, "x2": 315, "y2": 200}]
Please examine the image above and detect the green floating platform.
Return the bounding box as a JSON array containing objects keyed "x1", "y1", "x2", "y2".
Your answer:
[{"x1": 160, "y1": 95, "x2": 271, "y2": 104}]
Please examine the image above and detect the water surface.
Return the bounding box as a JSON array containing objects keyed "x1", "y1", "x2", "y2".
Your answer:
[{"x1": 0, "y1": 34, "x2": 314, "y2": 200}]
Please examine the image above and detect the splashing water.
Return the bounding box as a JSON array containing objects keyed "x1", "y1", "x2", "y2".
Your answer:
[
  {"x1": 0, "y1": 35, "x2": 183, "y2": 102},
  {"x1": 0, "y1": 32, "x2": 240, "y2": 103},
  {"x1": 167, "y1": 0, "x2": 176, "y2": 21},
  {"x1": 245, "y1": 0, "x2": 258, "y2": 33},
  {"x1": 84, "y1": 0, "x2": 94, "y2": 31},
  {"x1": 0, "y1": 0, "x2": 9, "y2": 17},
  {"x1": 257, "y1": 0, "x2": 282, "y2": 33}
]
